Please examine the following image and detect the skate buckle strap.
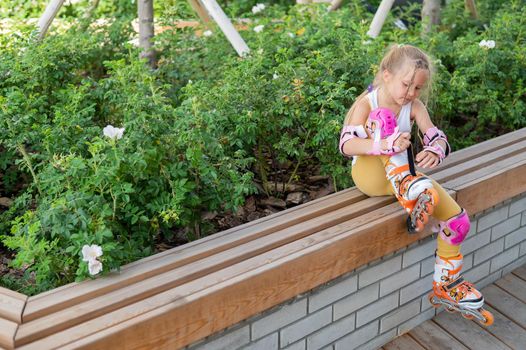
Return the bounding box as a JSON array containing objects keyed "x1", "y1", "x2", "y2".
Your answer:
[
  {"x1": 442, "y1": 276, "x2": 465, "y2": 293},
  {"x1": 387, "y1": 164, "x2": 410, "y2": 177}
]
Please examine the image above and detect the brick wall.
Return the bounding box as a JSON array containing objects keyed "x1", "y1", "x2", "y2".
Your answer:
[{"x1": 186, "y1": 193, "x2": 526, "y2": 350}]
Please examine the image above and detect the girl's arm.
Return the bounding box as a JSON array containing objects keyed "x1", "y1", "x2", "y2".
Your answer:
[
  {"x1": 412, "y1": 99, "x2": 450, "y2": 168},
  {"x1": 340, "y1": 96, "x2": 411, "y2": 156}
]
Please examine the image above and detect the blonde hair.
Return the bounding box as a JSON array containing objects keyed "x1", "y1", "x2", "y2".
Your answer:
[{"x1": 344, "y1": 44, "x2": 434, "y2": 124}]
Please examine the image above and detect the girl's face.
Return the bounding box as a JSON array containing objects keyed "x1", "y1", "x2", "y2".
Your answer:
[{"x1": 383, "y1": 62, "x2": 429, "y2": 106}]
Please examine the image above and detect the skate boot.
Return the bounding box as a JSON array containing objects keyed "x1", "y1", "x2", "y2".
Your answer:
[
  {"x1": 428, "y1": 254, "x2": 494, "y2": 326},
  {"x1": 385, "y1": 158, "x2": 439, "y2": 233}
]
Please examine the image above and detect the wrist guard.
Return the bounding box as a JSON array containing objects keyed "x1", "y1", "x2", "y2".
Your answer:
[{"x1": 423, "y1": 126, "x2": 451, "y2": 163}]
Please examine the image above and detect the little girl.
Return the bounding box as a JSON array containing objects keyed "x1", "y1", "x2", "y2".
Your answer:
[{"x1": 339, "y1": 44, "x2": 493, "y2": 325}]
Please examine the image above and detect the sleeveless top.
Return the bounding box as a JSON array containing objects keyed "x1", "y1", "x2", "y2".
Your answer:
[
  {"x1": 367, "y1": 88, "x2": 413, "y2": 133},
  {"x1": 351, "y1": 88, "x2": 413, "y2": 166}
]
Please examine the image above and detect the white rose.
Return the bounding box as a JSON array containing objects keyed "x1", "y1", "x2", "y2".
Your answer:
[
  {"x1": 252, "y1": 3, "x2": 266, "y2": 14},
  {"x1": 103, "y1": 125, "x2": 125, "y2": 140},
  {"x1": 88, "y1": 259, "x2": 103, "y2": 275},
  {"x1": 82, "y1": 244, "x2": 103, "y2": 262}
]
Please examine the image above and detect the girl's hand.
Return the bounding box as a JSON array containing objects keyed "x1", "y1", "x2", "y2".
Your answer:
[
  {"x1": 416, "y1": 150, "x2": 439, "y2": 168},
  {"x1": 394, "y1": 132, "x2": 412, "y2": 152}
]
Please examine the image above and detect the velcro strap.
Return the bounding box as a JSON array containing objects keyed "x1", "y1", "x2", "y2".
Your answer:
[{"x1": 443, "y1": 276, "x2": 465, "y2": 292}]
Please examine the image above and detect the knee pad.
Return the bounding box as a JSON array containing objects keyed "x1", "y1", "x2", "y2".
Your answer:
[{"x1": 439, "y1": 209, "x2": 470, "y2": 245}]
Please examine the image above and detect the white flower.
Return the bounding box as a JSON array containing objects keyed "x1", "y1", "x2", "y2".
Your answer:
[
  {"x1": 203, "y1": 30, "x2": 213, "y2": 37},
  {"x1": 479, "y1": 39, "x2": 496, "y2": 49},
  {"x1": 82, "y1": 244, "x2": 103, "y2": 262},
  {"x1": 273, "y1": 73, "x2": 279, "y2": 79},
  {"x1": 103, "y1": 125, "x2": 125, "y2": 140},
  {"x1": 88, "y1": 259, "x2": 103, "y2": 275},
  {"x1": 252, "y1": 3, "x2": 266, "y2": 14},
  {"x1": 254, "y1": 25, "x2": 264, "y2": 33},
  {"x1": 287, "y1": 32, "x2": 295, "y2": 38}
]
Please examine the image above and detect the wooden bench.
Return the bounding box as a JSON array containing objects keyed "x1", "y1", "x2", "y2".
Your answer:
[{"x1": 1, "y1": 128, "x2": 525, "y2": 349}]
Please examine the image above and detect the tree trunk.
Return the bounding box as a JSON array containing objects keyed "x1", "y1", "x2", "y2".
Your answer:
[
  {"x1": 37, "y1": 0, "x2": 65, "y2": 40},
  {"x1": 421, "y1": 0, "x2": 441, "y2": 34},
  {"x1": 367, "y1": 0, "x2": 395, "y2": 38},
  {"x1": 83, "y1": 0, "x2": 101, "y2": 20},
  {"x1": 137, "y1": 0, "x2": 157, "y2": 68},
  {"x1": 465, "y1": 0, "x2": 478, "y2": 19},
  {"x1": 328, "y1": 0, "x2": 344, "y2": 12}
]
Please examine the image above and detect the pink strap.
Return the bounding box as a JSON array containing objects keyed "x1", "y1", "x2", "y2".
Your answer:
[{"x1": 366, "y1": 127, "x2": 402, "y2": 156}]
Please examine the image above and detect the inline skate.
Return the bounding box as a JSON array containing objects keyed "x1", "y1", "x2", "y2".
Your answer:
[{"x1": 428, "y1": 254, "x2": 494, "y2": 326}]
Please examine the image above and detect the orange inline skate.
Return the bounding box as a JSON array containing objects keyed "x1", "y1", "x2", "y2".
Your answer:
[{"x1": 428, "y1": 254, "x2": 494, "y2": 326}]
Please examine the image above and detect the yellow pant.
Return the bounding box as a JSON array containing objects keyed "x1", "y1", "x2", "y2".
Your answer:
[{"x1": 351, "y1": 155, "x2": 461, "y2": 258}]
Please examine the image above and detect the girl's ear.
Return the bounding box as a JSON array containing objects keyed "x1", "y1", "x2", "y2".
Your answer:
[{"x1": 382, "y1": 69, "x2": 392, "y2": 83}]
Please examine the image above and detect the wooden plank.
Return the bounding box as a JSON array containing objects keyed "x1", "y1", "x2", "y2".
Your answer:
[
  {"x1": 17, "y1": 197, "x2": 407, "y2": 344},
  {"x1": 428, "y1": 138, "x2": 526, "y2": 184},
  {"x1": 433, "y1": 311, "x2": 511, "y2": 350},
  {"x1": 426, "y1": 128, "x2": 526, "y2": 177},
  {"x1": 0, "y1": 288, "x2": 27, "y2": 324},
  {"x1": 408, "y1": 320, "x2": 469, "y2": 350},
  {"x1": 0, "y1": 287, "x2": 26, "y2": 302},
  {"x1": 16, "y1": 203, "x2": 432, "y2": 349},
  {"x1": 383, "y1": 334, "x2": 425, "y2": 350},
  {"x1": 24, "y1": 188, "x2": 370, "y2": 320},
  {"x1": 443, "y1": 154, "x2": 526, "y2": 214},
  {"x1": 0, "y1": 317, "x2": 17, "y2": 350},
  {"x1": 512, "y1": 265, "x2": 526, "y2": 281},
  {"x1": 481, "y1": 304, "x2": 526, "y2": 350},
  {"x1": 495, "y1": 273, "x2": 526, "y2": 303},
  {"x1": 483, "y1": 284, "x2": 526, "y2": 328}
]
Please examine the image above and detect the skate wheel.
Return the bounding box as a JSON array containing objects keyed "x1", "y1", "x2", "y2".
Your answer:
[
  {"x1": 461, "y1": 313, "x2": 474, "y2": 320},
  {"x1": 428, "y1": 188, "x2": 439, "y2": 206},
  {"x1": 445, "y1": 305, "x2": 456, "y2": 313},
  {"x1": 407, "y1": 216, "x2": 418, "y2": 234},
  {"x1": 428, "y1": 292, "x2": 440, "y2": 308},
  {"x1": 424, "y1": 201, "x2": 434, "y2": 216},
  {"x1": 479, "y1": 309, "x2": 494, "y2": 326},
  {"x1": 415, "y1": 218, "x2": 425, "y2": 232}
]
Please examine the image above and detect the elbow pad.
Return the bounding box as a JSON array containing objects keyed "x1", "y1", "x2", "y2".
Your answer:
[
  {"x1": 339, "y1": 125, "x2": 367, "y2": 157},
  {"x1": 423, "y1": 126, "x2": 451, "y2": 164}
]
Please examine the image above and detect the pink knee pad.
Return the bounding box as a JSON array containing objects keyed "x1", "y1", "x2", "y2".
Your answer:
[{"x1": 439, "y1": 209, "x2": 470, "y2": 245}]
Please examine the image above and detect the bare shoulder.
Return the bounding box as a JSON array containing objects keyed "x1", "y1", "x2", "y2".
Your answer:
[
  {"x1": 346, "y1": 93, "x2": 371, "y2": 125},
  {"x1": 410, "y1": 98, "x2": 430, "y2": 121}
]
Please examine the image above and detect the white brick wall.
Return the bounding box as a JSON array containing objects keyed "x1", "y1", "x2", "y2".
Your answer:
[{"x1": 187, "y1": 193, "x2": 526, "y2": 350}]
